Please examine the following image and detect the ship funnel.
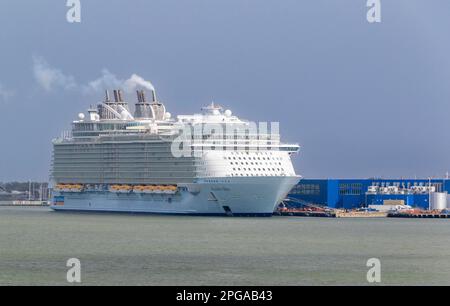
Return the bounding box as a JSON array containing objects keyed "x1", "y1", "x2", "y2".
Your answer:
[
  {"x1": 151, "y1": 90, "x2": 157, "y2": 103},
  {"x1": 136, "y1": 90, "x2": 142, "y2": 102},
  {"x1": 136, "y1": 90, "x2": 147, "y2": 103},
  {"x1": 105, "y1": 90, "x2": 111, "y2": 102},
  {"x1": 134, "y1": 90, "x2": 152, "y2": 118},
  {"x1": 99, "y1": 89, "x2": 132, "y2": 120}
]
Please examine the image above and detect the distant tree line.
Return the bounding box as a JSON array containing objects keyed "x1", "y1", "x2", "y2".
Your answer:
[{"x1": 0, "y1": 182, "x2": 48, "y2": 192}]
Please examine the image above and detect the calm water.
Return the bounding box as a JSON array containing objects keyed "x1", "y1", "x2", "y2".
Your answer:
[{"x1": 0, "y1": 206, "x2": 449, "y2": 285}]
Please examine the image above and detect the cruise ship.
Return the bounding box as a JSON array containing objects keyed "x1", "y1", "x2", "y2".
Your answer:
[{"x1": 50, "y1": 87, "x2": 300, "y2": 216}]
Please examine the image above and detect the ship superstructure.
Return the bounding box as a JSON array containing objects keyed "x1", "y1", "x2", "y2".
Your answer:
[{"x1": 50, "y1": 87, "x2": 300, "y2": 216}]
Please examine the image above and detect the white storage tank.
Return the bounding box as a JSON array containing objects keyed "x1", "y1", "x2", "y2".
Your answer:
[{"x1": 430, "y1": 192, "x2": 447, "y2": 210}]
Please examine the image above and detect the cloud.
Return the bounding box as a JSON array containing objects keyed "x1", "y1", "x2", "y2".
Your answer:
[
  {"x1": 0, "y1": 83, "x2": 14, "y2": 103},
  {"x1": 32, "y1": 55, "x2": 77, "y2": 92},
  {"x1": 82, "y1": 69, "x2": 123, "y2": 94},
  {"x1": 124, "y1": 74, "x2": 155, "y2": 92},
  {"x1": 83, "y1": 70, "x2": 155, "y2": 94},
  {"x1": 32, "y1": 55, "x2": 155, "y2": 96}
]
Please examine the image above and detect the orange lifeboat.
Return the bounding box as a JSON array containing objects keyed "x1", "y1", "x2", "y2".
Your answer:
[
  {"x1": 55, "y1": 183, "x2": 84, "y2": 193},
  {"x1": 69, "y1": 184, "x2": 83, "y2": 192},
  {"x1": 133, "y1": 185, "x2": 145, "y2": 193},
  {"x1": 162, "y1": 185, "x2": 178, "y2": 194},
  {"x1": 142, "y1": 185, "x2": 156, "y2": 194},
  {"x1": 153, "y1": 185, "x2": 165, "y2": 194},
  {"x1": 109, "y1": 185, "x2": 131, "y2": 193}
]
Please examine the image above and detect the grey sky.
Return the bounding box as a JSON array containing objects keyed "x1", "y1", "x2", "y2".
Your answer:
[{"x1": 0, "y1": 0, "x2": 449, "y2": 181}]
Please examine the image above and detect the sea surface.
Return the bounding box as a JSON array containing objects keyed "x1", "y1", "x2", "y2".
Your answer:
[{"x1": 0, "y1": 206, "x2": 449, "y2": 285}]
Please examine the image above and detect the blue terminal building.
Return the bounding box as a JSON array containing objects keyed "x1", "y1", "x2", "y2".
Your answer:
[{"x1": 288, "y1": 179, "x2": 450, "y2": 209}]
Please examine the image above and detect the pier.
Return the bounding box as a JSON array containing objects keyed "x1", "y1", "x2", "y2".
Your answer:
[
  {"x1": 0, "y1": 200, "x2": 49, "y2": 207},
  {"x1": 275, "y1": 210, "x2": 336, "y2": 217},
  {"x1": 388, "y1": 212, "x2": 450, "y2": 219},
  {"x1": 336, "y1": 211, "x2": 387, "y2": 218}
]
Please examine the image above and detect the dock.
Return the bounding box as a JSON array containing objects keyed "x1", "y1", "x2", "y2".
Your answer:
[
  {"x1": 388, "y1": 212, "x2": 450, "y2": 219},
  {"x1": 336, "y1": 211, "x2": 388, "y2": 218},
  {"x1": 275, "y1": 210, "x2": 336, "y2": 217},
  {"x1": 0, "y1": 200, "x2": 49, "y2": 207}
]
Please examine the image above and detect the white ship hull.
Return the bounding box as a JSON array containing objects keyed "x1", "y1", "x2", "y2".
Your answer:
[{"x1": 51, "y1": 176, "x2": 300, "y2": 216}]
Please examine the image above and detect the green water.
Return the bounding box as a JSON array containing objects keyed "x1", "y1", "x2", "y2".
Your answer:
[{"x1": 0, "y1": 206, "x2": 449, "y2": 285}]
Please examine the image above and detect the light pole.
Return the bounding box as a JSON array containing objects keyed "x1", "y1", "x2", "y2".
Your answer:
[{"x1": 428, "y1": 176, "x2": 431, "y2": 211}]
